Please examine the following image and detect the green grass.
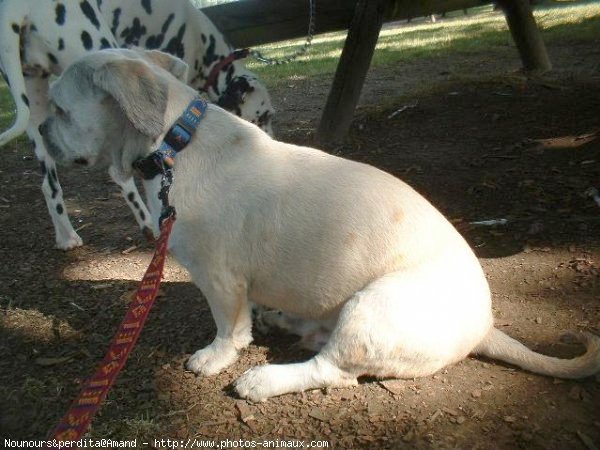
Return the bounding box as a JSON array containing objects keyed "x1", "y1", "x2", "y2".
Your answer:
[
  {"x1": 0, "y1": 83, "x2": 15, "y2": 129},
  {"x1": 247, "y1": 0, "x2": 600, "y2": 86}
]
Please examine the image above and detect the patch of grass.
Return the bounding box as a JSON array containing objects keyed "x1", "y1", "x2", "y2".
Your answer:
[
  {"x1": 247, "y1": 1, "x2": 600, "y2": 86},
  {"x1": 1, "y1": 81, "x2": 31, "y2": 152},
  {"x1": 0, "y1": 82, "x2": 16, "y2": 130}
]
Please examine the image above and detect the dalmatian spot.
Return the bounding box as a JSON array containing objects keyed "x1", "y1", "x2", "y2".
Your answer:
[
  {"x1": 133, "y1": 201, "x2": 140, "y2": 209},
  {"x1": 202, "y1": 34, "x2": 218, "y2": 69},
  {"x1": 56, "y1": 204, "x2": 64, "y2": 215},
  {"x1": 141, "y1": 0, "x2": 152, "y2": 15},
  {"x1": 58, "y1": 38, "x2": 65, "y2": 50},
  {"x1": 111, "y1": 8, "x2": 121, "y2": 36},
  {"x1": 145, "y1": 34, "x2": 163, "y2": 49},
  {"x1": 145, "y1": 13, "x2": 174, "y2": 49},
  {"x1": 257, "y1": 110, "x2": 271, "y2": 129},
  {"x1": 100, "y1": 38, "x2": 112, "y2": 49},
  {"x1": 80, "y1": 0, "x2": 100, "y2": 30},
  {"x1": 21, "y1": 93, "x2": 29, "y2": 107},
  {"x1": 225, "y1": 64, "x2": 235, "y2": 84},
  {"x1": 40, "y1": 161, "x2": 48, "y2": 175},
  {"x1": 127, "y1": 192, "x2": 135, "y2": 202},
  {"x1": 163, "y1": 24, "x2": 186, "y2": 59},
  {"x1": 217, "y1": 77, "x2": 254, "y2": 117},
  {"x1": 201, "y1": 33, "x2": 207, "y2": 44},
  {"x1": 97, "y1": 0, "x2": 103, "y2": 11},
  {"x1": 56, "y1": 3, "x2": 66, "y2": 25},
  {"x1": 48, "y1": 169, "x2": 59, "y2": 199},
  {"x1": 12, "y1": 23, "x2": 20, "y2": 34},
  {"x1": 81, "y1": 31, "x2": 93, "y2": 50},
  {"x1": 161, "y1": 13, "x2": 175, "y2": 33},
  {"x1": 48, "y1": 53, "x2": 58, "y2": 65},
  {"x1": 139, "y1": 210, "x2": 146, "y2": 221},
  {"x1": 121, "y1": 18, "x2": 147, "y2": 46}
]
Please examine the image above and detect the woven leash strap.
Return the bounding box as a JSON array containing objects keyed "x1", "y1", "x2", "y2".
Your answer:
[{"x1": 44, "y1": 215, "x2": 175, "y2": 446}]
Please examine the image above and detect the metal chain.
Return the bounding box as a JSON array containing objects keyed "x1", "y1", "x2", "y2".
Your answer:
[{"x1": 250, "y1": 0, "x2": 316, "y2": 65}]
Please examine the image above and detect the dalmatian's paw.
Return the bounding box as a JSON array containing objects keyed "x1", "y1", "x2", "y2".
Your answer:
[
  {"x1": 55, "y1": 233, "x2": 83, "y2": 250},
  {"x1": 186, "y1": 340, "x2": 239, "y2": 376}
]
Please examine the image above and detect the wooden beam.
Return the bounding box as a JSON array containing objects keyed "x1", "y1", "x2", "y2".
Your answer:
[
  {"x1": 316, "y1": 0, "x2": 387, "y2": 143},
  {"x1": 497, "y1": 0, "x2": 551, "y2": 72},
  {"x1": 203, "y1": 0, "x2": 487, "y2": 49}
]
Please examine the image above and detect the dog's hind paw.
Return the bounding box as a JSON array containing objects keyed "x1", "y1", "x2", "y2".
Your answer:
[
  {"x1": 235, "y1": 365, "x2": 281, "y2": 402},
  {"x1": 186, "y1": 341, "x2": 239, "y2": 376},
  {"x1": 236, "y1": 358, "x2": 358, "y2": 402}
]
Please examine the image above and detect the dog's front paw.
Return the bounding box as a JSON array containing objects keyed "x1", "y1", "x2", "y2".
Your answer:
[
  {"x1": 186, "y1": 341, "x2": 239, "y2": 376},
  {"x1": 56, "y1": 233, "x2": 84, "y2": 250},
  {"x1": 235, "y1": 365, "x2": 285, "y2": 402}
]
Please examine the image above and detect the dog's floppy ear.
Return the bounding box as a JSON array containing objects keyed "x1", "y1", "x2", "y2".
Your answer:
[
  {"x1": 92, "y1": 58, "x2": 167, "y2": 138},
  {"x1": 142, "y1": 50, "x2": 189, "y2": 82}
]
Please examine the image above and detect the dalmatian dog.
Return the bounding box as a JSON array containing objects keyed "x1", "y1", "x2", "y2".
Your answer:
[
  {"x1": 0, "y1": 0, "x2": 274, "y2": 249},
  {"x1": 40, "y1": 48, "x2": 600, "y2": 401}
]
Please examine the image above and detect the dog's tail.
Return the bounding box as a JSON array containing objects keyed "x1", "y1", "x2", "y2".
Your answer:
[
  {"x1": 0, "y1": 2, "x2": 31, "y2": 147},
  {"x1": 473, "y1": 327, "x2": 600, "y2": 379}
]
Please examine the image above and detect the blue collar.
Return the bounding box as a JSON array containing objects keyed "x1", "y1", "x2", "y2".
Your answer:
[
  {"x1": 133, "y1": 97, "x2": 207, "y2": 227},
  {"x1": 133, "y1": 97, "x2": 207, "y2": 179}
]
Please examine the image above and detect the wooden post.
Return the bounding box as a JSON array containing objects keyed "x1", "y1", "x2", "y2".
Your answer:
[
  {"x1": 498, "y1": 0, "x2": 551, "y2": 72},
  {"x1": 316, "y1": 0, "x2": 387, "y2": 144}
]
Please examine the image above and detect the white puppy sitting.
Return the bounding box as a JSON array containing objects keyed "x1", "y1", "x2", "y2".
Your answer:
[{"x1": 39, "y1": 49, "x2": 600, "y2": 402}]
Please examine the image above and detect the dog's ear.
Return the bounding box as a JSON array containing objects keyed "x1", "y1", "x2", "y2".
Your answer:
[
  {"x1": 92, "y1": 58, "x2": 167, "y2": 138},
  {"x1": 142, "y1": 50, "x2": 189, "y2": 82}
]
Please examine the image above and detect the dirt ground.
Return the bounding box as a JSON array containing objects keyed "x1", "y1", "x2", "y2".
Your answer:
[{"x1": 1, "y1": 24, "x2": 599, "y2": 450}]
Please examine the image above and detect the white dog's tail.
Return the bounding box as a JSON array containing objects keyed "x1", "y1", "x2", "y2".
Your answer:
[
  {"x1": 474, "y1": 327, "x2": 600, "y2": 379},
  {"x1": 0, "y1": 2, "x2": 31, "y2": 146}
]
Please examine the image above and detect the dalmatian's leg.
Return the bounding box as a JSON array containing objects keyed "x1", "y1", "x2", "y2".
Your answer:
[
  {"x1": 25, "y1": 76, "x2": 83, "y2": 249},
  {"x1": 108, "y1": 166, "x2": 155, "y2": 240}
]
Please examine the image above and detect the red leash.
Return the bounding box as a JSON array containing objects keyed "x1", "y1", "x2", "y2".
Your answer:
[{"x1": 45, "y1": 215, "x2": 175, "y2": 445}]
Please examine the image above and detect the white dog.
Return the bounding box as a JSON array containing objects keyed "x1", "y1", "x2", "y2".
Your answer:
[
  {"x1": 39, "y1": 49, "x2": 600, "y2": 402},
  {"x1": 0, "y1": 0, "x2": 273, "y2": 249}
]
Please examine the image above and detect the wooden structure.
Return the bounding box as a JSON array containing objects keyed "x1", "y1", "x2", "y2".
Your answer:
[{"x1": 204, "y1": 0, "x2": 551, "y2": 142}]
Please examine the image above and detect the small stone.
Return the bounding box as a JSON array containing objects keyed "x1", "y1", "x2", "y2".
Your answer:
[
  {"x1": 471, "y1": 389, "x2": 482, "y2": 398},
  {"x1": 402, "y1": 430, "x2": 414, "y2": 442},
  {"x1": 308, "y1": 407, "x2": 329, "y2": 422},
  {"x1": 236, "y1": 401, "x2": 255, "y2": 424},
  {"x1": 379, "y1": 379, "x2": 405, "y2": 395}
]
